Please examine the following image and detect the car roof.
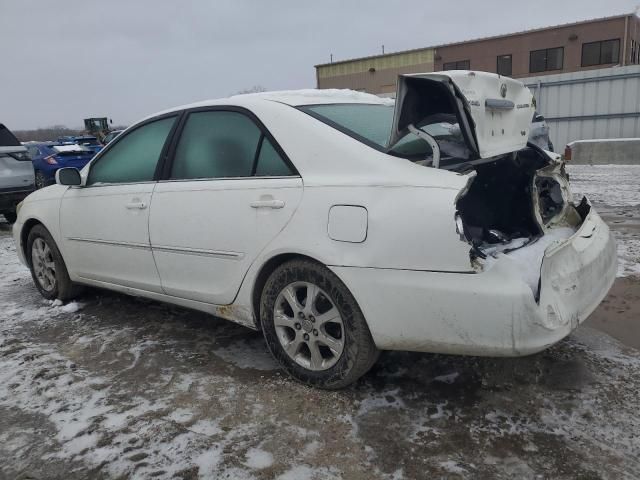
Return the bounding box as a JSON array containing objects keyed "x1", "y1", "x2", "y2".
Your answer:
[{"x1": 141, "y1": 89, "x2": 394, "y2": 123}]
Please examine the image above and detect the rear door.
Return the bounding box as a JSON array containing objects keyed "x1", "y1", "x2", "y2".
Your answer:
[
  {"x1": 60, "y1": 114, "x2": 179, "y2": 291},
  {"x1": 149, "y1": 107, "x2": 303, "y2": 305}
]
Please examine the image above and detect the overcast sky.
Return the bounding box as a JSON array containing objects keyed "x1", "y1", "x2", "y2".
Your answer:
[{"x1": 1, "y1": 0, "x2": 638, "y2": 129}]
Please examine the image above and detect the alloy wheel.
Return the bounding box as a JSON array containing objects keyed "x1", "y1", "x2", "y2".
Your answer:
[
  {"x1": 273, "y1": 281, "x2": 345, "y2": 371},
  {"x1": 31, "y1": 238, "x2": 56, "y2": 292},
  {"x1": 35, "y1": 172, "x2": 46, "y2": 189}
]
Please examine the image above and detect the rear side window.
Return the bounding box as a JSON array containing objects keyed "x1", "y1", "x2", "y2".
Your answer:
[
  {"x1": 255, "y1": 137, "x2": 292, "y2": 176},
  {"x1": 88, "y1": 116, "x2": 176, "y2": 185},
  {"x1": 170, "y1": 110, "x2": 293, "y2": 179}
]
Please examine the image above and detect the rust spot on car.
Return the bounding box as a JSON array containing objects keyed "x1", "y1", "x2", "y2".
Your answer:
[{"x1": 213, "y1": 304, "x2": 256, "y2": 329}]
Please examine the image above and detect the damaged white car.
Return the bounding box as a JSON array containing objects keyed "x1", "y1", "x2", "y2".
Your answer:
[{"x1": 13, "y1": 71, "x2": 616, "y2": 388}]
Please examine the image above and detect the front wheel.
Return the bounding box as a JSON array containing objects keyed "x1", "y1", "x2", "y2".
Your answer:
[
  {"x1": 260, "y1": 259, "x2": 379, "y2": 389},
  {"x1": 26, "y1": 224, "x2": 82, "y2": 301}
]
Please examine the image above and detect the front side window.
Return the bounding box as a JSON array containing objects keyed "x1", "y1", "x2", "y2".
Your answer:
[
  {"x1": 170, "y1": 110, "x2": 293, "y2": 180},
  {"x1": 581, "y1": 39, "x2": 620, "y2": 67},
  {"x1": 88, "y1": 116, "x2": 176, "y2": 185},
  {"x1": 497, "y1": 54, "x2": 512, "y2": 76}
]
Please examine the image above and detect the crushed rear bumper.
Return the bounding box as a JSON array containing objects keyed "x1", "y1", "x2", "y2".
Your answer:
[{"x1": 331, "y1": 200, "x2": 616, "y2": 356}]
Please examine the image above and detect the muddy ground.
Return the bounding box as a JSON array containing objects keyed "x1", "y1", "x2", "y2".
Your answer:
[{"x1": 1, "y1": 165, "x2": 639, "y2": 479}]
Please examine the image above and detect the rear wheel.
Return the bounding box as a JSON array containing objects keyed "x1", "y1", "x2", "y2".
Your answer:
[
  {"x1": 260, "y1": 259, "x2": 379, "y2": 389},
  {"x1": 35, "y1": 171, "x2": 47, "y2": 190},
  {"x1": 27, "y1": 224, "x2": 82, "y2": 301}
]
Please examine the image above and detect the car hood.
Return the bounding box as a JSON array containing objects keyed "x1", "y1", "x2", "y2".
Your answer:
[{"x1": 389, "y1": 71, "x2": 536, "y2": 160}]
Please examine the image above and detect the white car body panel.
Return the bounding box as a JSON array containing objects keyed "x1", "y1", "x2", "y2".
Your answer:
[
  {"x1": 391, "y1": 71, "x2": 535, "y2": 159},
  {"x1": 149, "y1": 177, "x2": 303, "y2": 304},
  {"x1": 13, "y1": 74, "x2": 617, "y2": 356},
  {"x1": 331, "y1": 205, "x2": 615, "y2": 355},
  {"x1": 60, "y1": 183, "x2": 163, "y2": 293}
]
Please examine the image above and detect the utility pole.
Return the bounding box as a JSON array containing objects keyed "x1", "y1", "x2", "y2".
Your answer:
[
  {"x1": 330, "y1": 53, "x2": 333, "y2": 63},
  {"x1": 382, "y1": 45, "x2": 385, "y2": 54}
]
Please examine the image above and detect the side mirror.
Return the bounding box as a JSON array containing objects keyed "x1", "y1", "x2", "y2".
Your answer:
[{"x1": 55, "y1": 168, "x2": 82, "y2": 186}]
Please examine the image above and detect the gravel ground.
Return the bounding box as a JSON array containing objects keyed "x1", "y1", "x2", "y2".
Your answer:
[{"x1": 1, "y1": 164, "x2": 639, "y2": 480}]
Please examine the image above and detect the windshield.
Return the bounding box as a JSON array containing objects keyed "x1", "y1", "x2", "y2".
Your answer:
[{"x1": 299, "y1": 103, "x2": 471, "y2": 165}]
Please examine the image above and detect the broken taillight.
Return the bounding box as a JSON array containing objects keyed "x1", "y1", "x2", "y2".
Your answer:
[{"x1": 45, "y1": 155, "x2": 58, "y2": 165}]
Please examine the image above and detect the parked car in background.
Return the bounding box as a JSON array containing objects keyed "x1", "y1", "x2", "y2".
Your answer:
[
  {"x1": 0, "y1": 123, "x2": 34, "y2": 223},
  {"x1": 13, "y1": 72, "x2": 616, "y2": 388},
  {"x1": 529, "y1": 111, "x2": 554, "y2": 152},
  {"x1": 72, "y1": 135, "x2": 102, "y2": 154},
  {"x1": 27, "y1": 142, "x2": 95, "y2": 189},
  {"x1": 57, "y1": 135, "x2": 102, "y2": 155},
  {"x1": 101, "y1": 129, "x2": 123, "y2": 145}
]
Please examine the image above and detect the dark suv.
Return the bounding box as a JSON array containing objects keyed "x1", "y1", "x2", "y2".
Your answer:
[{"x1": 0, "y1": 124, "x2": 34, "y2": 223}]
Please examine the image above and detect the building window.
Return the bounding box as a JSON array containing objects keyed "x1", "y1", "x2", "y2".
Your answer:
[
  {"x1": 581, "y1": 39, "x2": 620, "y2": 67},
  {"x1": 529, "y1": 47, "x2": 564, "y2": 73},
  {"x1": 631, "y1": 39, "x2": 640, "y2": 65},
  {"x1": 497, "y1": 54, "x2": 512, "y2": 76},
  {"x1": 443, "y1": 60, "x2": 470, "y2": 70}
]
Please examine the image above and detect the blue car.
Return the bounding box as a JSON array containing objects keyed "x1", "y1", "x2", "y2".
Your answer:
[
  {"x1": 27, "y1": 143, "x2": 95, "y2": 189},
  {"x1": 57, "y1": 135, "x2": 103, "y2": 155}
]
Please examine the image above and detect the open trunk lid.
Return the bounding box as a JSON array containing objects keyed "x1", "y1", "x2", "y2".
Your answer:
[{"x1": 389, "y1": 71, "x2": 536, "y2": 160}]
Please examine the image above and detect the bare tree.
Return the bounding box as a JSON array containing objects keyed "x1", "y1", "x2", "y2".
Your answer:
[
  {"x1": 13, "y1": 126, "x2": 82, "y2": 142},
  {"x1": 234, "y1": 85, "x2": 267, "y2": 95}
]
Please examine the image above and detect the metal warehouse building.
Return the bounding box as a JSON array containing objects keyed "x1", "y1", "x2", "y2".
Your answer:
[{"x1": 315, "y1": 13, "x2": 640, "y2": 94}]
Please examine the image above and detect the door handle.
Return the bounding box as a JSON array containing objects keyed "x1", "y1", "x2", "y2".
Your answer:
[
  {"x1": 125, "y1": 201, "x2": 147, "y2": 210},
  {"x1": 250, "y1": 199, "x2": 285, "y2": 209}
]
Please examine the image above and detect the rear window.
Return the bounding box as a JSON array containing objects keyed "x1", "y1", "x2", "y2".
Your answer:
[
  {"x1": 299, "y1": 103, "x2": 471, "y2": 164},
  {"x1": 299, "y1": 104, "x2": 393, "y2": 147},
  {"x1": 0, "y1": 124, "x2": 21, "y2": 147}
]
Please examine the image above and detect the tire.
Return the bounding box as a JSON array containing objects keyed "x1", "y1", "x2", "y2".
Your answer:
[
  {"x1": 3, "y1": 211, "x2": 17, "y2": 224},
  {"x1": 260, "y1": 259, "x2": 379, "y2": 389},
  {"x1": 35, "y1": 171, "x2": 48, "y2": 190},
  {"x1": 26, "y1": 224, "x2": 82, "y2": 301}
]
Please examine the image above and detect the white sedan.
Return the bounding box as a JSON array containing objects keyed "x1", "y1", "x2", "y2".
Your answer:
[{"x1": 13, "y1": 71, "x2": 616, "y2": 388}]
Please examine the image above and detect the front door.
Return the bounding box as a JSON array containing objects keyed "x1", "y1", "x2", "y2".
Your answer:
[
  {"x1": 149, "y1": 109, "x2": 303, "y2": 305},
  {"x1": 60, "y1": 115, "x2": 178, "y2": 292}
]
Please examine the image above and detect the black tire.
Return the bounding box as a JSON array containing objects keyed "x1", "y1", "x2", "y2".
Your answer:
[
  {"x1": 260, "y1": 259, "x2": 379, "y2": 389},
  {"x1": 3, "y1": 211, "x2": 17, "y2": 224},
  {"x1": 35, "y1": 171, "x2": 47, "y2": 190},
  {"x1": 26, "y1": 224, "x2": 82, "y2": 301}
]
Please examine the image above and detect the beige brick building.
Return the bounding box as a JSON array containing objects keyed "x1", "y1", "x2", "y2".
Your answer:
[{"x1": 315, "y1": 13, "x2": 640, "y2": 95}]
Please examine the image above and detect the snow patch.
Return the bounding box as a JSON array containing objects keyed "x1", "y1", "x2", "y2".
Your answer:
[
  {"x1": 439, "y1": 460, "x2": 468, "y2": 474},
  {"x1": 244, "y1": 447, "x2": 274, "y2": 469},
  {"x1": 433, "y1": 372, "x2": 459, "y2": 384},
  {"x1": 483, "y1": 227, "x2": 576, "y2": 292},
  {"x1": 276, "y1": 465, "x2": 341, "y2": 480},
  {"x1": 567, "y1": 164, "x2": 640, "y2": 207}
]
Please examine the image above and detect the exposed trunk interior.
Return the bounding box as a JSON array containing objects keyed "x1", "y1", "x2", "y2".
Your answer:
[{"x1": 456, "y1": 147, "x2": 550, "y2": 249}]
